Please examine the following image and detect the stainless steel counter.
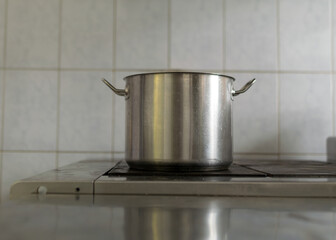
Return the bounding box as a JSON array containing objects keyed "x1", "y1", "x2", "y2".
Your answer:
[
  {"x1": 4, "y1": 159, "x2": 336, "y2": 239},
  {"x1": 1, "y1": 195, "x2": 336, "y2": 240}
]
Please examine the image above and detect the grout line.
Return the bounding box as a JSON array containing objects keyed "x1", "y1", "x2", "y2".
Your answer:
[
  {"x1": 112, "y1": 0, "x2": 117, "y2": 70},
  {"x1": 330, "y1": 0, "x2": 335, "y2": 135},
  {"x1": 0, "y1": 0, "x2": 9, "y2": 201},
  {"x1": 0, "y1": 149, "x2": 327, "y2": 156},
  {"x1": 276, "y1": 0, "x2": 281, "y2": 160},
  {"x1": 167, "y1": 0, "x2": 171, "y2": 69},
  {"x1": 222, "y1": 0, "x2": 226, "y2": 71},
  {"x1": 55, "y1": 0, "x2": 63, "y2": 169},
  {"x1": 0, "y1": 67, "x2": 336, "y2": 75},
  {"x1": 0, "y1": 149, "x2": 327, "y2": 157},
  {"x1": 111, "y1": 0, "x2": 117, "y2": 154}
]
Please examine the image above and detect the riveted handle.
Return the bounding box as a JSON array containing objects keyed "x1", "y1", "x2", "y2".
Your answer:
[
  {"x1": 232, "y1": 78, "x2": 256, "y2": 97},
  {"x1": 102, "y1": 78, "x2": 128, "y2": 97}
]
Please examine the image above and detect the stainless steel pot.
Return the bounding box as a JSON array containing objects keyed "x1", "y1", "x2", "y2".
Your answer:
[{"x1": 103, "y1": 72, "x2": 255, "y2": 171}]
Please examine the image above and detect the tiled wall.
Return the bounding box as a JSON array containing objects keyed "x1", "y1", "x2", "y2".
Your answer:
[{"x1": 0, "y1": 0, "x2": 335, "y2": 199}]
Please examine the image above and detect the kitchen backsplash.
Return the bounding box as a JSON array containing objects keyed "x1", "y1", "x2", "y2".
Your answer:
[{"x1": 0, "y1": 0, "x2": 335, "y2": 199}]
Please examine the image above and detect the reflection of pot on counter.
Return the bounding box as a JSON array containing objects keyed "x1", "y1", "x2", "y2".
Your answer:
[{"x1": 124, "y1": 204, "x2": 230, "y2": 240}]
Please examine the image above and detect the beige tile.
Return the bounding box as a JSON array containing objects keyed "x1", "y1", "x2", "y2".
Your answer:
[
  {"x1": 61, "y1": 0, "x2": 113, "y2": 69},
  {"x1": 0, "y1": 0, "x2": 5, "y2": 68},
  {"x1": 231, "y1": 73, "x2": 278, "y2": 153},
  {"x1": 6, "y1": 0, "x2": 59, "y2": 68},
  {"x1": 59, "y1": 71, "x2": 113, "y2": 151},
  {"x1": 171, "y1": 0, "x2": 223, "y2": 70},
  {"x1": 280, "y1": 0, "x2": 331, "y2": 71},
  {"x1": 116, "y1": 0, "x2": 168, "y2": 69},
  {"x1": 225, "y1": 0, "x2": 277, "y2": 71},
  {"x1": 3, "y1": 70, "x2": 58, "y2": 151},
  {"x1": 280, "y1": 74, "x2": 332, "y2": 154},
  {"x1": 58, "y1": 152, "x2": 112, "y2": 167}
]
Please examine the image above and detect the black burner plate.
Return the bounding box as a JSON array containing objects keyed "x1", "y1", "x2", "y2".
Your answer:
[
  {"x1": 235, "y1": 159, "x2": 336, "y2": 177},
  {"x1": 107, "y1": 161, "x2": 266, "y2": 177},
  {"x1": 106, "y1": 160, "x2": 336, "y2": 178}
]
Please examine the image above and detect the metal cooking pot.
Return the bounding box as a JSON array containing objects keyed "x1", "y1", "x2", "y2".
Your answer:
[{"x1": 103, "y1": 72, "x2": 255, "y2": 171}]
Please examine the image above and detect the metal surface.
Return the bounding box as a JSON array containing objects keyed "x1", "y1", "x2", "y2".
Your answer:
[
  {"x1": 327, "y1": 136, "x2": 336, "y2": 162},
  {"x1": 102, "y1": 78, "x2": 128, "y2": 97},
  {"x1": 232, "y1": 78, "x2": 256, "y2": 96},
  {"x1": 3, "y1": 196, "x2": 336, "y2": 240},
  {"x1": 11, "y1": 159, "x2": 336, "y2": 198},
  {"x1": 10, "y1": 160, "x2": 117, "y2": 197},
  {"x1": 107, "y1": 160, "x2": 267, "y2": 177},
  {"x1": 103, "y1": 72, "x2": 255, "y2": 170}
]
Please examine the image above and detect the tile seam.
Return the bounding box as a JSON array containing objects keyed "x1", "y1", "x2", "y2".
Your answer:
[
  {"x1": 330, "y1": 0, "x2": 335, "y2": 135},
  {"x1": 222, "y1": 0, "x2": 226, "y2": 71},
  {"x1": 0, "y1": 67, "x2": 336, "y2": 74},
  {"x1": 0, "y1": 0, "x2": 9, "y2": 201},
  {"x1": 167, "y1": 0, "x2": 171, "y2": 69},
  {"x1": 0, "y1": 150, "x2": 326, "y2": 156},
  {"x1": 111, "y1": 0, "x2": 117, "y2": 155},
  {"x1": 55, "y1": 0, "x2": 63, "y2": 169},
  {"x1": 276, "y1": 0, "x2": 281, "y2": 160}
]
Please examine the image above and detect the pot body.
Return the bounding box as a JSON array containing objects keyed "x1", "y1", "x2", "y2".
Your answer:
[{"x1": 124, "y1": 72, "x2": 234, "y2": 170}]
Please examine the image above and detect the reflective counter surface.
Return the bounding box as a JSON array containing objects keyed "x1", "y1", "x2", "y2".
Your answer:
[{"x1": 1, "y1": 195, "x2": 336, "y2": 240}]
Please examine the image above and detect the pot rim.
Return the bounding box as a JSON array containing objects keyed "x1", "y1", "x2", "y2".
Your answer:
[{"x1": 123, "y1": 71, "x2": 235, "y2": 81}]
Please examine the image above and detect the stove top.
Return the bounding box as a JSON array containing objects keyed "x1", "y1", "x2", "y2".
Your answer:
[
  {"x1": 107, "y1": 159, "x2": 336, "y2": 179},
  {"x1": 10, "y1": 159, "x2": 336, "y2": 198}
]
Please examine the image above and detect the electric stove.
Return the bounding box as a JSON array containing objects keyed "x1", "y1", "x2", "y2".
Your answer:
[{"x1": 10, "y1": 159, "x2": 336, "y2": 198}]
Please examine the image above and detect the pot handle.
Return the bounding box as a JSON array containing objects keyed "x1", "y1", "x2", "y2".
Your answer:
[
  {"x1": 102, "y1": 78, "x2": 128, "y2": 97},
  {"x1": 232, "y1": 78, "x2": 256, "y2": 97}
]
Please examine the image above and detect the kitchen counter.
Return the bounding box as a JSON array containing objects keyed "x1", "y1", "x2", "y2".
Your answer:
[{"x1": 1, "y1": 195, "x2": 336, "y2": 240}]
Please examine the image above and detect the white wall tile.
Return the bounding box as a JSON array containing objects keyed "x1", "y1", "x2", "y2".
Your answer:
[
  {"x1": 171, "y1": 0, "x2": 223, "y2": 70},
  {"x1": 1, "y1": 152, "x2": 55, "y2": 200},
  {"x1": 59, "y1": 71, "x2": 113, "y2": 151},
  {"x1": 0, "y1": 0, "x2": 5, "y2": 68},
  {"x1": 3, "y1": 71, "x2": 57, "y2": 151},
  {"x1": 225, "y1": 0, "x2": 277, "y2": 71},
  {"x1": 58, "y1": 153, "x2": 112, "y2": 167},
  {"x1": 6, "y1": 0, "x2": 59, "y2": 68},
  {"x1": 61, "y1": 0, "x2": 113, "y2": 69},
  {"x1": 231, "y1": 73, "x2": 278, "y2": 153},
  {"x1": 279, "y1": 0, "x2": 331, "y2": 71},
  {"x1": 280, "y1": 74, "x2": 332, "y2": 154},
  {"x1": 116, "y1": 0, "x2": 168, "y2": 69}
]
